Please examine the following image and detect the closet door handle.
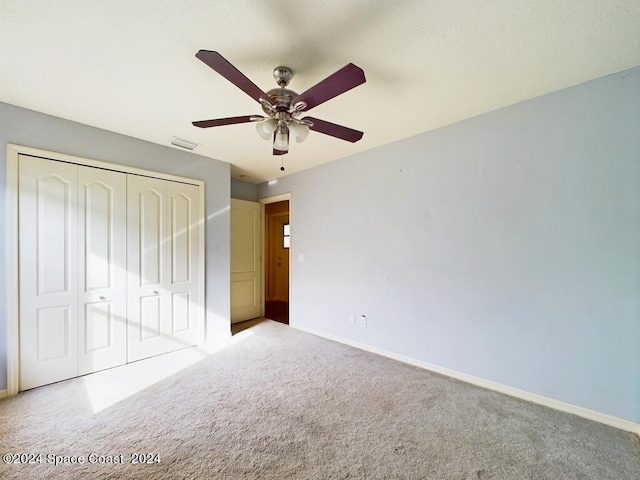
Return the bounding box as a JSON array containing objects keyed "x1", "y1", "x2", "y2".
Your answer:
[
  {"x1": 99, "y1": 296, "x2": 107, "y2": 301},
  {"x1": 153, "y1": 290, "x2": 159, "y2": 295}
]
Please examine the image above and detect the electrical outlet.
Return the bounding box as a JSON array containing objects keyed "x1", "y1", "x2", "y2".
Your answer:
[
  {"x1": 349, "y1": 314, "x2": 355, "y2": 325},
  {"x1": 360, "y1": 315, "x2": 367, "y2": 328}
]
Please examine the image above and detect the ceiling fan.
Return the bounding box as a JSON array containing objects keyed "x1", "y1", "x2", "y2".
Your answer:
[{"x1": 192, "y1": 50, "x2": 366, "y2": 157}]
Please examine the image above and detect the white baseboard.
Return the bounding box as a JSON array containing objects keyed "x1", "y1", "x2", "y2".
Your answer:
[
  {"x1": 292, "y1": 325, "x2": 640, "y2": 436},
  {"x1": 0, "y1": 389, "x2": 7, "y2": 400}
]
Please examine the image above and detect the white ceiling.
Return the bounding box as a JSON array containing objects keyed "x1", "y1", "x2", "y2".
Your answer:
[{"x1": 1, "y1": 1, "x2": 639, "y2": 183}]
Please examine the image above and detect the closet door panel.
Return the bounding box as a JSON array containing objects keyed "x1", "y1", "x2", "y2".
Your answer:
[
  {"x1": 171, "y1": 292, "x2": 190, "y2": 334},
  {"x1": 78, "y1": 166, "x2": 127, "y2": 375},
  {"x1": 166, "y1": 181, "x2": 202, "y2": 347},
  {"x1": 140, "y1": 188, "x2": 163, "y2": 287},
  {"x1": 127, "y1": 175, "x2": 171, "y2": 361},
  {"x1": 140, "y1": 295, "x2": 162, "y2": 339},
  {"x1": 171, "y1": 192, "x2": 191, "y2": 284},
  {"x1": 84, "y1": 302, "x2": 112, "y2": 351},
  {"x1": 19, "y1": 155, "x2": 79, "y2": 390}
]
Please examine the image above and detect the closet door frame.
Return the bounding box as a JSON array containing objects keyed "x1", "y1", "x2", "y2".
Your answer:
[{"x1": 6, "y1": 143, "x2": 206, "y2": 396}]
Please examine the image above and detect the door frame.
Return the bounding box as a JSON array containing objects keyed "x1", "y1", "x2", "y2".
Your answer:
[
  {"x1": 5, "y1": 143, "x2": 206, "y2": 396},
  {"x1": 259, "y1": 193, "x2": 292, "y2": 322}
]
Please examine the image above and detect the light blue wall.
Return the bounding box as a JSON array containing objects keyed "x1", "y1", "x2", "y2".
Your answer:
[
  {"x1": 231, "y1": 178, "x2": 258, "y2": 201},
  {"x1": 259, "y1": 68, "x2": 640, "y2": 422},
  {"x1": 0, "y1": 102, "x2": 231, "y2": 390}
]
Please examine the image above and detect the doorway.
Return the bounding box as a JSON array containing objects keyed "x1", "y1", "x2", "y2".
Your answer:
[{"x1": 264, "y1": 199, "x2": 290, "y2": 324}]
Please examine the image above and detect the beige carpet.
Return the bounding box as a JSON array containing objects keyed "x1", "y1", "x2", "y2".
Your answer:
[{"x1": 1, "y1": 319, "x2": 639, "y2": 479}]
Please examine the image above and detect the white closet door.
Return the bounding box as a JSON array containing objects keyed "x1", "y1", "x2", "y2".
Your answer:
[
  {"x1": 127, "y1": 175, "x2": 171, "y2": 361},
  {"x1": 77, "y1": 166, "x2": 127, "y2": 375},
  {"x1": 18, "y1": 153, "x2": 204, "y2": 387},
  {"x1": 166, "y1": 181, "x2": 202, "y2": 347},
  {"x1": 231, "y1": 199, "x2": 261, "y2": 323},
  {"x1": 127, "y1": 176, "x2": 202, "y2": 361},
  {"x1": 19, "y1": 155, "x2": 79, "y2": 390}
]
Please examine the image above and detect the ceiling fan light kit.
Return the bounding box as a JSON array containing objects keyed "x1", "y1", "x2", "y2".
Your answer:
[
  {"x1": 256, "y1": 117, "x2": 277, "y2": 140},
  {"x1": 273, "y1": 128, "x2": 289, "y2": 152},
  {"x1": 289, "y1": 120, "x2": 310, "y2": 143},
  {"x1": 192, "y1": 50, "x2": 366, "y2": 164}
]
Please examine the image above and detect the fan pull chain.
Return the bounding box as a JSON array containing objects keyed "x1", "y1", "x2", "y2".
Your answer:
[{"x1": 280, "y1": 156, "x2": 285, "y2": 171}]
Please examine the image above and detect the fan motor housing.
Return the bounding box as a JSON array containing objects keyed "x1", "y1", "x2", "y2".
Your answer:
[{"x1": 263, "y1": 88, "x2": 298, "y2": 114}]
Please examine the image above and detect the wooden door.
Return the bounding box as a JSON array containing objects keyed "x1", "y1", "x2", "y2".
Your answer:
[
  {"x1": 18, "y1": 155, "x2": 79, "y2": 390},
  {"x1": 77, "y1": 166, "x2": 127, "y2": 375},
  {"x1": 230, "y1": 199, "x2": 261, "y2": 323},
  {"x1": 271, "y1": 214, "x2": 290, "y2": 302},
  {"x1": 264, "y1": 200, "x2": 290, "y2": 324}
]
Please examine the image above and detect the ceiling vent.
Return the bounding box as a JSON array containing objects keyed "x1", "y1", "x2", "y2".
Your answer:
[{"x1": 170, "y1": 137, "x2": 199, "y2": 151}]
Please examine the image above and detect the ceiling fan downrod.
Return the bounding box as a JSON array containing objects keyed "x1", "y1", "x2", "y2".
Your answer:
[{"x1": 273, "y1": 66, "x2": 293, "y2": 88}]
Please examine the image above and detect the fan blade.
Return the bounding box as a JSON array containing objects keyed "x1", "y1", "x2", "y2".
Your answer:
[
  {"x1": 303, "y1": 117, "x2": 364, "y2": 143},
  {"x1": 195, "y1": 50, "x2": 273, "y2": 106},
  {"x1": 192, "y1": 115, "x2": 255, "y2": 128},
  {"x1": 292, "y1": 63, "x2": 365, "y2": 111}
]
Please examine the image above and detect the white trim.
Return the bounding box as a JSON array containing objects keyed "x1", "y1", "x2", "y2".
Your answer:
[
  {"x1": 259, "y1": 193, "x2": 291, "y2": 205},
  {"x1": 7, "y1": 144, "x2": 203, "y2": 185},
  {"x1": 198, "y1": 176, "x2": 206, "y2": 342},
  {"x1": 7, "y1": 149, "x2": 19, "y2": 396},
  {"x1": 0, "y1": 389, "x2": 7, "y2": 400},
  {"x1": 6, "y1": 143, "x2": 207, "y2": 396},
  {"x1": 292, "y1": 325, "x2": 640, "y2": 436}
]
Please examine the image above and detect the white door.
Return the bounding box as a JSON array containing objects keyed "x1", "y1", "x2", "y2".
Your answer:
[
  {"x1": 19, "y1": 155, "x2": 79, "y2": 390},
  {"x1": 127, "y1": 175, "x2": 202, "y2": 361},
  {"x1": 230, "y1": 199, "x2": 261, "y2": 323},
  {"x1": 77, "y1": 166, "x2": 127, "y2": 375},
  {"x1": 166, "y1": 181, "x2": 202, "y2": 347},
  {"x1": 127, "y1": 175, "x2": 170, "y2": 361},
  {"x1": 17, "y1": 152, "x2": 204, "y2": 388}
]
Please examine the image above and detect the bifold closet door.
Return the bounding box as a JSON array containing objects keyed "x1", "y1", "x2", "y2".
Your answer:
[
  {"x1": 18, "y1": 156, "x2": 128, "y2": 390},
  {"x1": 77, "y1": 166, "x2": 127, "y2": 375},
  {"x1": 18, "y1": 153, "x2": 202, "y2": 389},
  {"x1": 165, "y1": 180, "x2": 202, "y2": 348},
  {"x1": 19, "y1": 156, "x2": 79, "y2": 390},
  {"x1": 127, "y1": 175, "x2": 201, "y2": 362}
]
